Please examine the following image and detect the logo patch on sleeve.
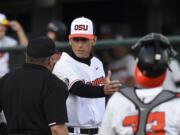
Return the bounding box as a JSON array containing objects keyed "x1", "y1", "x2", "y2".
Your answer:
[{"x1": 64, "y1": 78, "x2": 69, "y2": 86}]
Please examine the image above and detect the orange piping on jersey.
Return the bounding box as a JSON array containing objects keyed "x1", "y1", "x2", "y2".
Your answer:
[
  {"x1": 176, "y1": 93, "x2": 180, "y2": 97},
  {"x1": 87, "y1": 76, "x2": 106, "y2": 86}
]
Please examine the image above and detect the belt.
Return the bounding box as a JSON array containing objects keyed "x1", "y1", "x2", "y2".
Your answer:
[{"x1": 68, "y1": 127, "x2": 99, "y2": 134}]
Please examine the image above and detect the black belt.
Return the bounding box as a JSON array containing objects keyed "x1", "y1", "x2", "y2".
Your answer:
[{"x1": 68, "y1": 127, "x2": 99, "y2": 134}]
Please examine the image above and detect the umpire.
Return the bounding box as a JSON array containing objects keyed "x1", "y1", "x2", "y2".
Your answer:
[{"x1": 0, "y1": 37, "x2": 68, "y2": 135}]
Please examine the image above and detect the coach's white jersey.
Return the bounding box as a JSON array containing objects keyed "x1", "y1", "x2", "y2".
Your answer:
[
  {"x1": 99, "y1": 87, "x2": 180, "y2": 135},
  {"x1": 53, "y1": 52, "x2": 105, "y2": 128},
  {"x1": 0, "y1": 36, "x2": 17, "y2": 77}
]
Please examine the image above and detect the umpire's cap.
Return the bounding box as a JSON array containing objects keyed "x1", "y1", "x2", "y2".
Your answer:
[
  {"x1": 27, "y1": 37, "x2": 56, "y2": 58},
  {"x1": 131, "y1": 33, "x2": 177, "y2": 88}
]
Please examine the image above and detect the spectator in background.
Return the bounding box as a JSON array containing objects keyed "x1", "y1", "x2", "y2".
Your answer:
[
  {"x1": 46, "y1": 20, "x2": 67, "y2": 42},
  {"x1": 46, "y1": 20, "x2": 67, "y2": 63},
  {"x1": 0, "y1": 13, "x2": 28, "y2": 133},
  {"x1": 163, "y1": 59, "x2": 180, "y2": 91},
  {"x1": 0, "y1": 13, "x2": 28, "y2": 78},
  {"x1": 97, "y1": 24, "x2": 115, "y2": 71},
  {"x1": 99, "y1": 24, "x2": 113, "y2": 39},
  {"x1": 108, "y1": 36, "x2": 135, "y2": 86}
]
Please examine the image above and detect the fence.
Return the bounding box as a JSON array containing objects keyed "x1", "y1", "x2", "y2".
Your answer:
[
  {"x1": 1, "y1": 35, "x2": 180, "y2": 52},
  {"x1": 1, "y1": 35, "x2": 180, "y2": 71}
]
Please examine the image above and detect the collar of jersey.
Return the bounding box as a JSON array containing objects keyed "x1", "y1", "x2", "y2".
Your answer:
[
  {"x1": 69, "y1": 50, "x2": 93, "y2": 66},
  {"x1": 135, "y1": 87, "x2": 163, "y2": 97}
]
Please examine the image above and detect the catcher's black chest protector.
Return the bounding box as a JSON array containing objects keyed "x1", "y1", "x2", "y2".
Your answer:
[{"x1": 119, "y1": 87, "x2": 176, "y2": 135}]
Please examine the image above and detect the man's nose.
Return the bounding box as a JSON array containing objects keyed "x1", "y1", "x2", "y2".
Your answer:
[{"x1": 76, "y1": 41, "x2": 84, "y2": 47}]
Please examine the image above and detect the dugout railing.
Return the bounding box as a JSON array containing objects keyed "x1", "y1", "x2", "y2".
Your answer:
[
  {"x1": 1, "y1": 35, "x2": 180, "y2": 71},
  {"x1": 1, "y1": 35, "x2": 180, "y2": 52}
]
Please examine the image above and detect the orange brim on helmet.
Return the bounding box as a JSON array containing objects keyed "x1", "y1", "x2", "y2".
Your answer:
[
  {"x1": 69, "y1": 34, "x2": 94, "y2": 40},
  {"x1": 134, "y1": 65, "x2": 166, "y2": 88}
]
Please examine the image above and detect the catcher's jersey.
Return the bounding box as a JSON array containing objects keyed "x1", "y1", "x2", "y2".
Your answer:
[
  {"x1": 53, "y1": 52, "x2": 105, "y2": 128},
  {"x1": 0, "y1": 36, "x2": 17, "y2": 77},
  {"x1": 99, "y1": 87, "x2": 180, "y2": 135}
]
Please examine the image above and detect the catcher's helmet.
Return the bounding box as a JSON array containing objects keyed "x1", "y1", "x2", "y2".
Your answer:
[{"x1": 131, "y1": 33, "x2": 177, "y2": 88}]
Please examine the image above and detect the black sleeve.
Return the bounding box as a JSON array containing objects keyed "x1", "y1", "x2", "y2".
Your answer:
[
  {"x1": 43, "y1": 75, "x2": 68, "y2": 126},
  {"x1": 69, "y1": 81, "x2": 105, "y2": 98}
]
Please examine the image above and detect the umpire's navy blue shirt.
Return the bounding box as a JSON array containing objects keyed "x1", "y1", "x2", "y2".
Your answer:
[{"x1": 0, "y1": 63, "x2": 68, "y2": 135}]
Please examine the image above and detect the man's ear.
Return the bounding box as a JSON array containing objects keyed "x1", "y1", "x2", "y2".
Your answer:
[
  {"x1": 48, "y1": 57, "x2": 52, "y2": 66},
  {"x1": 69, "y1": 40, "x2": 72, "y2": 46},
  {"x1": 48, "y1": 56, "x2": 56, "y2": 71},
  {"x1": 47, "y1": 57, "x2": 52, "y2": 70},
  {"x1": 92, "y1": 36, "x2": 97, "y2": 45}
]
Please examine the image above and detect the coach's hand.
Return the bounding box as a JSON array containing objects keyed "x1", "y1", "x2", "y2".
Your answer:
[
  {"x1": 104, "y1": 70, "x2": 121, "y2": 95},
  {"x1": 104, "y1": 80, "x2": 121, "y2": 95},
  {"x1": 105, "y1": 70, "x2": 112, "y2": 83}
]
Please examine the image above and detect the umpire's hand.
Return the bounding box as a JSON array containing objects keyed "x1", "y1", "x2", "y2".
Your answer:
[{"x1": 103, "y1": 70, "x2": 121, "y2": 95}]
